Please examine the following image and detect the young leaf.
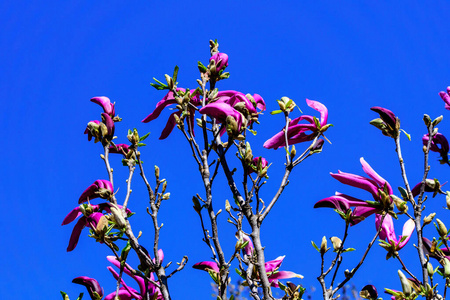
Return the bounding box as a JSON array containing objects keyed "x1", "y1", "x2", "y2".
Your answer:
[
  {"x1": 139, "y1": 132, "x2": 150, "y2": 141},
  {"x1": 311, "y1": 241, "x2": 320, "y2": 253},
  {"x1": 173, "y1": 65, "x2": 179, "y2": 82}
]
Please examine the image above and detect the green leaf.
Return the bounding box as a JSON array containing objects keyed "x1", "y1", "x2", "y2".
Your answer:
[
  {"x1": 400, "y1": 129, "x2": 411, "y2": 141},
  {"x1": 398, "y1": 186, "x2": 408, "y2": 199},
  {"x1": 198, "y1": 61, "x2": 207, "y2": 73},
  {"x1": 270, "y1": 110, "x2": 283, "y2": 115},
  {"x1": 240, "y1": 240, "x2": 249, "y2": 250},
  {"x1": 343, "y1": 248, "x2": 355, "y2": 252},
  {"x1": 311, "y1": 241, "x2": 320, "y2": 253},
  {"x1": 60, "y1": 291, "x2": 70, "y2": 300},
  {"x1": 208, "y1": 270, "x2": 219, "y2": 284},
  {"x1": 75, "y1": 293, "x2": 84, "y2": 300},
  {"x1": 139, "y1": 132, "x2": 150, "y2": 141},
  {"x1": 313, "y1": 116, "x2": 321, "y2": 129},
  {"x1": 173, "y1": 65, "x2": 179, "y2": 82},
  {"x1": 137, "y1": 143, "x2": 146, "y2": 147}
]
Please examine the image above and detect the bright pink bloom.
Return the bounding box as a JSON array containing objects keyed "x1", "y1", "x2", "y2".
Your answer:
[
  {"x1": 109, "y1": 143, "x2": 130, "y2": 155},
  {"x1": 64, "y1": 212, "x2": 105, "y2": 252},
  {"x1": 210, "y1": 52, "x2": 228, "y2": 71},
  {"x1": 423, "y1": 133, "x2": 449, "y2": 164},
  {"x1": 106, "y1": 254, "x2": 163, "y2": 300},
  {"x1": 215, "y1": 90, "x2": 265, "y2": 115},
  {"x1": 192, "y1": 261, "x2": 220, "y2": 273},
  {"x1": 236, "y1": 236, "x2": 302, "y2": 287},
  {"x1": 91, "y1": 96, "x2": 115, "y2": 117},
  {"x1": 78, "y1": 179, "x2": 113, "y2": 204},
  {"x1": 72, "y1": 276, "x2": 104, "y2": 299},
  {"x1": 439, "y1": 87, "x2": 450, "y2": 110},
  {"x1": 376, "y1": 214, "x2": 415, "y2": 250},
  {"x1": 84, "y1": 120, "x2": 101, "y2": 141},
  {"x1": 142, "y1": 88, "x2": 201, "y2": 139},
  {"x1": 264, "y1": 99, "x2": 328, "y2": 149},
  {"x1": 199, "y1": 102, "x2": 244, "y2": 133},
  {"x1": 314, "y1": 158, "x2": 392, "y2": 225},
  {"x1": 248, "y1": 157, "x2": 268, "y2": 174}
]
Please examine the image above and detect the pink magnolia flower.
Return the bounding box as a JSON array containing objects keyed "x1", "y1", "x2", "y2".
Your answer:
[
  {"x1": 423, "y1": 133, "x2": 449, "y2": 164},
  {"x1": 210, "y1": 52, "x2": 228, "y2": 72},
  {"x1": 109, "y1": 143, "x2": 130, "y2": 155},
  {"x1": 248, "y1": 157, "x2": 268, "y2": 175},
  {"x1": 192, "y1": 261, "x2": 220, "y2": 273},
  {"x1": 199, "y1": 102, "x2": 245, "y2": 135},
  {"x1": 215, "y1": 90, "x2": 266, "y2": 115},
  {"x1": 314, "y1": 158, "x2": 392, "y2": 225},
  {"x1": 84, "y1": 120, "x2": 101, "y2": 142},
  {"x1": 91, "y1": 96, "x2": 115, "y2": 117},
  {"x1": 235, "y1": 235, "x2": 303, "y2": 287},
  {"x1": 142, "y1": 88, "x2": 201, "y2": 139},
  {"x1": 72, "y1": 276, "x2": 103, "y2": 299},
  {"x1": 376, "y1": 214, "x2": 415, "y2": 250},
  {"x1": 64, "y1": 212, "x2": 105, "y2": 252},
  {"x1": 439, "y1": 87, "x2": 450, "y2": 110},
  {"x1": 264, "y1": 99, "x2": 328, "y2": 149},
  {"x1": 78, "y1": 179, "x2": 113, "y2": 204},
  {"x1": 105, "y1": 253, "x2": 163, "y2": 300},
  {"x1": 370, "y1": 106, "x2": 399, "y2": 138}
]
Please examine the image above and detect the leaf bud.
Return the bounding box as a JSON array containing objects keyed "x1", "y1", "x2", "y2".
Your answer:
[
  {"x1": 391, "y1": 195, "x2": 408, "y2": 213},
  {"x1": 436, "y1": 218, "x2": 448, "y2": 237},
  {"x1": 290, "y1": 145, "x2": 297, "y2": 160}
]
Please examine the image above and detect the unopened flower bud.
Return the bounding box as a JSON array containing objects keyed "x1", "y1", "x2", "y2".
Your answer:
[
  {"x1": 433, "y1": 115, "x2": 444, "y2": 126},
  {"x1": 290, "y1": 145, "x2": 297, "y2": 160},
  {"x1": 391, "y1": 195, "x2": 408, "y2": 213},
  {"x1": 424, "y1": 114, "x2": 432, "y2": 127},
  {"x1": 427, "y1": 262, "x2": 434, "y2": 277},
  {"x1": 225, "y1": 200, "x2": 231, "y2": 212},
  {"x1": 162, "y1": 192, "x2": 170, "y2": 200},
  {"x1": 154, "y1": 165, "x2": 160, "y2": 179},
  {"x1": 436, "y1": 218, "x2": 448, "y2": 237},
  {"x1": 360, "y1": 285, "x2": 378, "y2": 300},
  {"x1": 226, "y1": 116, "x2": 239, "y2": 135},
  {"x1": 320, "y1": 236, "x2": 328, "y2": 255},
  {"x1": 330, "y1": 237, "x2": 342, "y2": 251},
  {"x1": 110, "y1": 205, "x2": 127, "y2": 228},
  {"x1": 423, "y1": 213, "x2": 436, "y2": 226},
  {"x1": 442, "y1": 257, "x2": 450, "y2": 277},
  {"x1": 162, "y1": 181, "x2": 167, "y2": 193},
  {"x1": 398, "y1": 270, "x2": 411, "y2": 296}
]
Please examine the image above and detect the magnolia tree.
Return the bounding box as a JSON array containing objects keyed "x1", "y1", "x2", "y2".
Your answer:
[{"x1": 61, "y1": 40, "x2": 450, "y2": 300}]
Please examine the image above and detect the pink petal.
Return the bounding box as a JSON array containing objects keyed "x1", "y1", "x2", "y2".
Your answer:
[
  {"x1": 306, "y1": 99, "x2": 328, "y2": 126},
  {"x1": 360, "y1": 158, "x2": 393, "y2": 195}
]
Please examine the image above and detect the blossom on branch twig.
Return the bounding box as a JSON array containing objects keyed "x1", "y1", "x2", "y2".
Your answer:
[
  {"x1": 423, "y1": 133, "x2": 450, "y2": 164},
  {"x1": 78, "y1": 179, "x2": 114, "y2": 204},
  {"x1": 264, "y1": 99, "x2": 329, "y2": 149},
  {"x1": 376, "y1": 214, "x2": 415, "y2": 258},
  {"x1": 72, "y1": 276, "x2": 104, "y2": 299},
  {"x1": 439, "y1": 87, "x2": 450, "y2": 111},
  {"x1": 314, "y1": 158, "x2": 393, "y2": 225}
]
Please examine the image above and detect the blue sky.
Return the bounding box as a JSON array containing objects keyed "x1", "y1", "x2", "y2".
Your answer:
[{"x1": 2, "y1": 1, "x2": 450, "y2": 299}]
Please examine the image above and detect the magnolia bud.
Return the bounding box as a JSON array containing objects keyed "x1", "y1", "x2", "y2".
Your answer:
[
  {"x1": 226, "y1": 116, "x2": 239, "y2": 135},
  {"x1": 442, "y1": 258, "x2": 450, "y2": 277},
  {"x1": 392, "y1": 195, "x2": 408, "y2": 213},
  {"x1": 433, "y1": 115, "x2": 443, "y2": 126},
  {"x1": 427, "y1": 262, "x2": 434, "y2": 277},
  {"x1": 290, "y1": 145, "x2": 297, "y2": 160},
  {"x1": 225, "y1": 200, "x2": 231, "y2": 212},
  {"x1": 398, "y1": 270, "x2": 411, "y2": 296},
  {"x1": 330, "y1": 237, "x2": 342, "y2": 251},
  {"x1": 423, "y1": 213, "x2": 436, "y2": 226},
  {"x1": 320, "y1": 236, "x2": 328, "y2": 255},
  {"x1": 423, "y1": 114, "x2": 432, "y2": 127},
  {"x1": 155, "y1": 165, "x2": 160, "y2": 179},
  {"x1": 162, "y1": 193, "x2": 170, "y2": 200},
  {"x1": 162, "y1": 181, "x2": 167, "y2": 193},
  {"x1": 110, "y1": 205, "x2": 127, "y2": 228},
  {"x1": 446, "y1": 192, "x2": 450, "y2": 209},
  {"x1": 436, "y1": 218, "x2": 448, "y2": 237}
]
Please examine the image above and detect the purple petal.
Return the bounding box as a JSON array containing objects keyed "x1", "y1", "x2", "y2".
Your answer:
[
  {"x1": 376, "y1": 214, "x2": 396, "y2": 242},
  {"x1": 370, "y1": 106, "x2": 397, "y2": 129},
  {"x1": 67, "y1": 217, "x2": 87, "y2": 252},
  {"x1": 91, "y1": 96, "x2": 115, "y2": 116},
  {"x1": 62, "y1": 206, "x2": 82, "y2": 225},
  {"x1": 242, "y1": 234, "x2": 254, "y2": 256},
  {"x1": 331, "y1": 171, "x2": 380, "y2": 200},
  {"x1": 159, "y1": 111, "x2": 181, "y2": 140},
  {"x1": 104, "y1": 287, "x2": 141, "y2": 300},
  {"x1": 107, "y1": 256, "x2": 146, "y2": 295},
  {"x1": 398, "y1": 219, "x2": 415, "y2": 249},
  {"x1": 360, "y1": 158, "x2": 393, "y2": 195},
  {"x1": 253, "y1": 94, "x2": 266, "y2": 111},
  {"x1": 306, "y1": 99, "x2": 328, "y2": 126},
  {"x1": 192, "y1": 261, "x2": 219, "y2": 273},
  {"x1": 72, "y1": 276, "x2": 104, "y2": 299},
  {"x1": 265, "y1": 256, "x2": 285, "y2": 274},
  {"x1": 439, "y1": 88, "x2": 450, "y2": 111},
  {"x1": 142, "y1": 90, "x2": 179, "y2": 123}
]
